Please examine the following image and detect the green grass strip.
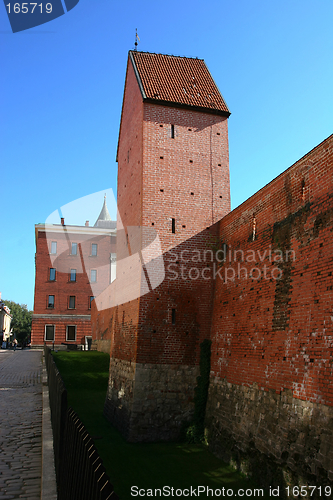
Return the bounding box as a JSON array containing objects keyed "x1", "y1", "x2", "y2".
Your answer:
[{"x1": 53, "y1": 351, "x2": 269, "y2": 499}]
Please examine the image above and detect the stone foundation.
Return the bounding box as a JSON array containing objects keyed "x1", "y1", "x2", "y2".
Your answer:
[
  {"x1": 31, "y1": 344, "x2": 67, "y2": 350},
  {"x1": 91, "y1": 339, "x2": 111, "y2": 354},
  {"x1": 205, "y1": 378, "x2": 333, "y2": 495},
  {"x1": 104, "y1": 358, "x2": 199, "y2": 442},
  {"x1": 104, "y1": 358, "x2": 136, "y2": 438}
]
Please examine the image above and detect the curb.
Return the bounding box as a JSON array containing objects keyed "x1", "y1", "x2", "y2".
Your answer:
[{"x1": 41, "y1": 354, "x2": 58, "y2": 500}]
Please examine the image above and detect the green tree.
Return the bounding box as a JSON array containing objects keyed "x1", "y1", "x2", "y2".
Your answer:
[{"x1": 3, "y1": 300, "x2": 32, "y2": 344}]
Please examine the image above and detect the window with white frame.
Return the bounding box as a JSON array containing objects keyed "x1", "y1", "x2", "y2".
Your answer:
[
  {"x1": 91, "y1": 243, "x2": 98, "y2": 256},
  {"x1": 68, "y1": 296, "x2": 75, "y2": 309},
  {"x1": 50, "y1": 241, "x2": 57, "y2": 254},
  {"x1": 90, "y1": 269, "x2": 97, "y2": 283},
  {"x1": 45, "y1": 325, "x2": 55, "y2": 341},
  {"x1": 48, "y1": 295, "x2": 55, "y2": 308},
  {"x1": 66, "y1": 325, "x2": 76, "y2": 341},
  {"x1": 71, "y1": 242, "x2": 77, "y2": 255}
]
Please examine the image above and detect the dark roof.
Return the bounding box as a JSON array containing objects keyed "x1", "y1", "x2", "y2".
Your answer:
[{"x1": 130, "y1": 51, "x2": 230, "y2": 116}]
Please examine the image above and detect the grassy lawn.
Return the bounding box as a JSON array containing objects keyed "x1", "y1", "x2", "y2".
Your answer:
[{"x1": 52, "y1": 351, "x2": 269, "y2": 499}]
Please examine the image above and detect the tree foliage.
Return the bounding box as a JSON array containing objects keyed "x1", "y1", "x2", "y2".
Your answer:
[{"x1": 2, "y1": 300, "x2": 32, "y2": 343}]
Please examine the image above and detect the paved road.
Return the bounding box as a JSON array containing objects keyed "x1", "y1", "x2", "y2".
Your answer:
[{"x1": 0, "y1": 349, "x2": 42, "y2": 499}]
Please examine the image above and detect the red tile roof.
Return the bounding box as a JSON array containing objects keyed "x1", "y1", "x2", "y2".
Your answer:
[{"x1": 130, "y1": 51, "x2": 230, "y2": 116}]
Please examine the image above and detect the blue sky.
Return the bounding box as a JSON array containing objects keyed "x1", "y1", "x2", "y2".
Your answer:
[{"x1": 1, "y1": 0, "x2": 332, "y2": 310}]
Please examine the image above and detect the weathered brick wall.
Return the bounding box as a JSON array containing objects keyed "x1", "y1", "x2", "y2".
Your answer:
[
  {"x1": 99, "y1": 56, "x2": 145, "y2": 429},
  {"x1": 142, "y1": 102, "x2": 230, "y2": 246},
  {"x1": 102, "y1": 54, "x2": 145, "y2": 360},
  {"x1": 135, "y1": 227, "x2": 218, "y2": 366},
  {"x1": 131, "y1": 102, "x2": 230, "y2": 368},
  {"x1": 117, "y1": 58, "x2": 144, "y2": 231},
  {"x1": 94, "y1": 225, "x2": 220, "y2": 440},
  {"x1": 98, "y1": 53, "x2": 232, "y2": 440},
  {"x1": 206, "y1": 134, "x2": 333, "y2": 488}
]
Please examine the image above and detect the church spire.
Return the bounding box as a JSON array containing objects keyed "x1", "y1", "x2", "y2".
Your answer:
[{"x1": 94, "y1": 194, "x2": 113, "y2": 227}]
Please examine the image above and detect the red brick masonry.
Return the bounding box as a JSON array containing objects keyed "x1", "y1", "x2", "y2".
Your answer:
[
  {"x1": 211, "y1": 134, "x2": 333, "y2": 406},
  {"x1": 92, "y1": 50, "x2": 333, "y2": 484}
]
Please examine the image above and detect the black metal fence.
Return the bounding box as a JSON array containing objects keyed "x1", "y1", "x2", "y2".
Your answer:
[{"x1": 44, "y1": 346, "x2": 118, "y2": 499}]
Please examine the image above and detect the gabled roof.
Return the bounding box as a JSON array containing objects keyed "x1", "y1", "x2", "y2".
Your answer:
[{"x1": 130, "y1": 51, "x2": 230, "y2": 116}]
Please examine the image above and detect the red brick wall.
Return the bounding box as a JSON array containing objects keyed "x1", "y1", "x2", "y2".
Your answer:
[
  {"x1": 117, "y1": 58, "x2": 144, "y2": 231},
  {"x1": 99, "y1": 56, "x2": 146, "y2": 361},
  {"x1": 210, "y1": 134, "x2": 333, "y2": 405},
  {"x1": 134, "y1": 102, "x2": 230, "y2": 365},
  {"x1": 32, "y1": 316, "x2": 91, "y2": 346},
  {"x1": 142, "y1": 103, "x2": 230, "y2": 249},
  {"x1": 93, "y1": 54, "x2": 231, "y2": 368},
  {"x1": 135, "y1": 227, "x2": 218, "y2": 365},
  {"x1": 32, "y1": 226, "x2": 115, "y2": 346},
  {"x1": 92, "y1": 227, "x2": 220, "y2": 364}
]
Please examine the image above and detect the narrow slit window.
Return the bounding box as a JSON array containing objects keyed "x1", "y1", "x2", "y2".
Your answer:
[
  {"x1": 301, "y1": 179, "x2": 306, "y2": 201},
  {"x1": 172, "y1": 309, "x2": 176, "y2": 325},
  {"x1": 252, "y1": 216, "x2": 256, "y2": 241},
  {"x1": 171, "y1": 124, "x2": 175, "y2": 139},
  {"x1": 172, "y1": 218, "x2": 175, "y2": 234}
]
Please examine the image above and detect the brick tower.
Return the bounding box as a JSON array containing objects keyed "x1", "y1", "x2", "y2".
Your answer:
[{"x1": 98, "y1": 51, "x2": 231, "y2": 441}]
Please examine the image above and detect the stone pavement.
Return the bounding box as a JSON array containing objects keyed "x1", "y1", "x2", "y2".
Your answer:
[{"x1": 0, "y1": 349, "x2": 43, "y2": 499}]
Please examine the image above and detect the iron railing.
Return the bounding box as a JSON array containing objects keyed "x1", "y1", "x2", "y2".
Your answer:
[{"x1": 44, "y1": 346, "x2": 118, "y2": 500}]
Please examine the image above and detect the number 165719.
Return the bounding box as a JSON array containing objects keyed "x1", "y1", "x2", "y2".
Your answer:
[{"x1": 6, "y1": 3, "x2": 53, "y2": 13}]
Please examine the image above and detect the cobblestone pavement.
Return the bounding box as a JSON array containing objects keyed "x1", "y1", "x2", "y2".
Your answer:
[{"x1": 0, "y1": 350, "x2": 43, "y2": 499}]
